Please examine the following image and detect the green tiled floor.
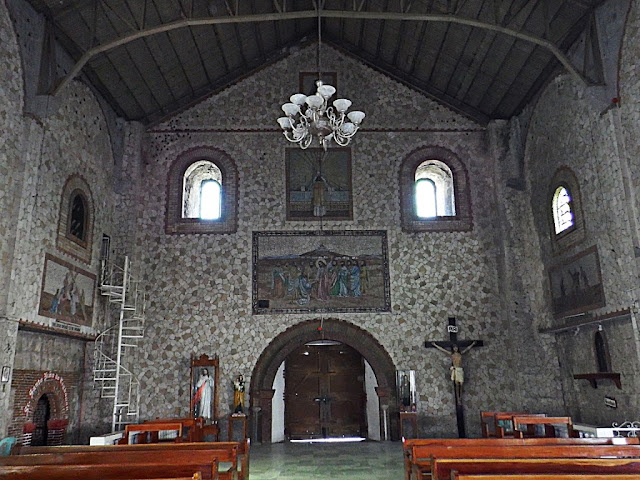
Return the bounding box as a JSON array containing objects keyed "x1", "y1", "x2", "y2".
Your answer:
[{"x1": 249, "y1": 441, "x2": 404, "y2": 480}]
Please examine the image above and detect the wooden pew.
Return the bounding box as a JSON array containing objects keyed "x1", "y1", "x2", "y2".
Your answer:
[
  {"x1": 144, "y1": 418, "x2": 206, "y2": 442},
  {"x1": 431, "y1": 458, "x2": 640, "y2": 480},
  {"x1": 511, "y1": 415, "x2": 576, "y2": 438},
  {"x1": 119, "y1": 422, "x2": 184, "y2": 444},
  {"x1": 480, "y1": 411, "x2": 530, "y2": 438},
  {"x1": 13, "y1": 440, "x2": 245, "y2": 480},
  {"x1": 0, "y1": 461, "x2": 215, "y2": 480},
  {"x1": 454, "y1": 475, "x2": 640, "y2": 480},
  {"x1": 404, "y1": 438, "x2": 640, "y2": 480}
]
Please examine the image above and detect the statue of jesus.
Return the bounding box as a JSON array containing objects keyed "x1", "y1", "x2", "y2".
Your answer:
[{"x1": 431, "y1": 341, "x2": 477, "y2": 403}]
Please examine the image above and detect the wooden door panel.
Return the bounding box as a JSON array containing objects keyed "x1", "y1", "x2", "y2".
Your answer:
[{"x1": 285, "y1": 343, "x2": 365, "y2": 439}]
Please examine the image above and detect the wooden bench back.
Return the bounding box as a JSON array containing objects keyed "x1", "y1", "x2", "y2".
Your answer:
[
  {"x1": 413, "y1": 443, "x2": 640, "y2": 461},
  {"x1": 144, "y1": 418, "x2": 206, "y2": 442},
  {"x1": 511, "y1": 415, "x2": 574, "y2": 438},
  {"x1": 431, "y1": 457, "x2": 640, "y2": 480},
  {"x1": 480, "y1": 411, "x2": 530, "y2": 438},
  {"x1": 13, "y1": 441, "x2": 244, "y2": 480},
  {"x1": 122, "y1": 422, "x2": 184, "y2": 444},
  {"x1": 454, "y1": 475, "x2": 640, "y2": 480},
  {"x1": 0, "y1": 461, "x2": 216, "y2": 480}
]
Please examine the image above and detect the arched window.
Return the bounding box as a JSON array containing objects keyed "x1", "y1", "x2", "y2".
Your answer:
[
  {"x1": 414, "y1": 160, "x2": 456, "y2": 218},
  {"x1": 182, "y1": 160, "x2": 223, "y2": 220},
  {"x1": 167, "y1": 147, "x2": 238, "y2": 234},
  {"x1": 69, "y1": 193, "x2": 87, "y2": 241},
  {"x1": 200, "y1": 180, "x2": 222, "y2": 220},
  {"x1": 400, "y1": 147, "x2": 471, "y2": 232},
  {"x1": 552, "y1": 185, "x2": 574, "y2": 234},
  {"x1": 57, "y1": 176, "x2": 93, "y2": 263},
  {"x1": 548, "y1": 167, "x2": 584, "y2": 250},
  {"x1": 415, "y1": 178, "x2": 437, "y2": 218}
]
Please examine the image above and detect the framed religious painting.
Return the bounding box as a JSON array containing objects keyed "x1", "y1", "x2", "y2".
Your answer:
[
  {"x1": 38, "y1": 253, "x2": 96, "y2": 327},
  {"x1": 548, "y1": 245, "x2": 605, "y2": 318},
  {"x1": 190, "y1": 354, "x2": 219, "y2": 424},
  {"x1": 285, "y1": 148, "x2": 353, "y2": 221},
  {"x1": 252, "y1": 230, "x2": 391, "y2": 314}
]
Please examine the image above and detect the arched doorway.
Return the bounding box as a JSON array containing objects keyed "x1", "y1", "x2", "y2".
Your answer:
[
  {"x1": 250, "y1": 318, "x2": 399, "y2": 443},
  {"x1": 32, "y1": 394, "x2": 51, "y2": 446},
  {"x1": 284, "y1": 342, "x2": 366, "y2": 439}
]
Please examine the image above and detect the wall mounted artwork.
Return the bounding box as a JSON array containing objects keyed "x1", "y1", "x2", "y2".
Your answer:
[
  {"x1": 253, "y1": 230, "x2": 390, "y2": 314},
  {"x1": 38, "y1": 253, "x2": 96, "y2": 326},
  {"x1": 285, "y1": 148, "x2": 353, "y2": 220},
  {"x1": 548, "y1": 245, "x2": 605, "y2": 318}
]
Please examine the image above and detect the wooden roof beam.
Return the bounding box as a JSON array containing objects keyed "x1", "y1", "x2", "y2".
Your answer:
[{"x1": 52, "y1": 9, "x2": 593, "y2": 96}]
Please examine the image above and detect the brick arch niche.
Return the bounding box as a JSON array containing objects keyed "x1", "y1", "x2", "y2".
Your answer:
[
  {"x1": 22, "y1": 373, "x2": 70, "y2": 437},
  {"x1": 250, "y1": 318, "x2": 399, "y2": 443}
]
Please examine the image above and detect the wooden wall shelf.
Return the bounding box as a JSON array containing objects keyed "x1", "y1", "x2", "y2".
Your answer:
[{"x1": 573, "y1": 372, "x2": 621, "y2": 389}]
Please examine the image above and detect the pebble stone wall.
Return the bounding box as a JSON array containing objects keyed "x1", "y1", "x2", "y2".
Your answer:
[
  {"x1": 0, "y1": 0, "x2": 26, "y2": 438},
  {"x1": 133, "y1": 44, "x2": 563, "y2": 438},
  {"x1": 524, "y1": 65, "x2": 640, "y2": 425},
  {"x1": 0, "y1": 0, "x2": 125, "y2": 438}
]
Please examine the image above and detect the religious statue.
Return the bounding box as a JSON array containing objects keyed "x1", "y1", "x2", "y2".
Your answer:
[
  {"x1": 431, "y1": 341, "x2": 477, "y2": 404},
  {"x1": 233, "y1": 374, "x2": 245, "y2": 414},
  {"x1": 193, "y1": 368, "x2": 214, "y2": 420}
]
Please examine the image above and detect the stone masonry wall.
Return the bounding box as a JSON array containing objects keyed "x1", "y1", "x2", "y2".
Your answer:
[
  {"x1": 0, "y1": 0, "x2": 27, "y2": 438},
  {"x1": 524, "y1": 70, "x2": 640, "y2": 425},
  {"x1": 132, "y1": 44, "x2": 563, "y2": 438}
]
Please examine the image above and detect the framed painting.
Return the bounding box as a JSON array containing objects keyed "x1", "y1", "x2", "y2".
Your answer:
[
  {"x1": 286, "y1": 148, "x2": 353, "y2": 220},
  {"x1": 252, "y1": 230, "x2": 391, "y2": 314},
  {"x1": 548, "y1": 245, "x2": 605, "y2": 318},
  {"x1": 38, "y1": 253, "x2": 96, "y2": 326},
  {"x1": 190, "y1": 354, "x2": 219, "y2": 424}
]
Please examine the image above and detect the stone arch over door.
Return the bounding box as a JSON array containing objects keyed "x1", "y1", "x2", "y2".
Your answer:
[{"x1": 250, "y1": 318, "x2": 398, "y2": 443}]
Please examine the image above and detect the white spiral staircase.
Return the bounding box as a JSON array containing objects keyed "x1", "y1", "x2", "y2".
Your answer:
[{"x1": 94, "y1": 256, "x2": 146, "y2": 432}]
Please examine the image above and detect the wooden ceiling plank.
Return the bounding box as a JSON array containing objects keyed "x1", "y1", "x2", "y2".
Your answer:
[
  {"x1": 250, "y1": 2, "x2": 266, "y2": 67},
  {"x1": 148, "y1": 0, "x2": 196, "y2": 96},
  {"x1": 333, "y1": 40, "x2": 489, "y2": 123},
  {"x1": 101, "y1": 14, "x2": 165, "y2": 115},
  {"x1": 73, "y1": 2, "x2": 150, "y2": 116},
  {"x1": 441, "y1": 0, "x2": 485, "y2": 98},
  {"x1": 459, "y1": 0, "x2": 548, "y2": 105},
  {"x1": 511, "y1": 2, "x2": 595, "y2": 115},
  {"x1": 482, "y1": 40, "x2": 536, "y2": 116},
  {"x1": 407, "y1": 17, "x2": 428, "y2": 76},
  {"x1": 374, "y1": 0, "x2": 390, "y2": 61},
  {"x1": 120, "y1": 0, "x2": 178, "y2": 106},
  {"x1": 426, "y1": 17, "x2": 452, "y2": 84},
  {"x1": 454, "y1": 0, "x2": 521, "y2": 101},
  {"x1": 474, "y1": 0, "x2": 585, "y2": 111}
]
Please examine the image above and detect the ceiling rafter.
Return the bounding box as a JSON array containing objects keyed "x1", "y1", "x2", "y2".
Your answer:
[
  {"x1": 148, "y1": 0, "x2": 195, "y2": 97},
  {"x1": 476, "y1": 0, "x2": 573, "y2": 113},
  {"x1": 442, "y1": 0, "x2": 488, "y2": 96},
  {"x1": 454, "y1": 0, "x2": 537, "y2": 101},
  {"x1": 119, "y1": 0, "x2": 179, "y2": 108},
  {"x1": 23, "y1": 0, "x2": 605, "y2": 123},
  {"x1": 50, "y1": 9, "x2": 592, "y2": 97},
  {"x1": 98, "y1": 0, "x2": 165, "y2": 114}
]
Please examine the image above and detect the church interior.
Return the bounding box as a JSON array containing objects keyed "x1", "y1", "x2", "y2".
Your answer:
[{"x1": 2, "y1": 0, "x2": 640, "y2": 477}]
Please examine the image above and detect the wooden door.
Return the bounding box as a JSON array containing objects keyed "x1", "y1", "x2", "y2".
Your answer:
[{"x1": 284, "y1": 343, "x2": 365, "y2": 439}]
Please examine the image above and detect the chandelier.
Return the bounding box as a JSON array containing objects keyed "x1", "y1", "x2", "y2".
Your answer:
[{"x1": 276, "y1": 8, "x2": 365, "y2": 150}]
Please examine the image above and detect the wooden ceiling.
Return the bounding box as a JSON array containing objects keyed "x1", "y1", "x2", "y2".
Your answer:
[{"x1": 27, "y1": 0, "x2": 606, "y2": 124}]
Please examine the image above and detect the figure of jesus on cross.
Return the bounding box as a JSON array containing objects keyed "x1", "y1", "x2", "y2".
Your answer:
[
  {"x1": 425, "y1": 317, "x2": 484, "y2": 438},
  {"x1": 430, "y1": 341, "x2": 477, "y2": 403}
]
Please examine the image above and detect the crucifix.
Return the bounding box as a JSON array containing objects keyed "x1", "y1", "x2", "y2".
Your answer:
[{"x1": 425, "y1": 317, "x2": 484, "y2": 438}]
